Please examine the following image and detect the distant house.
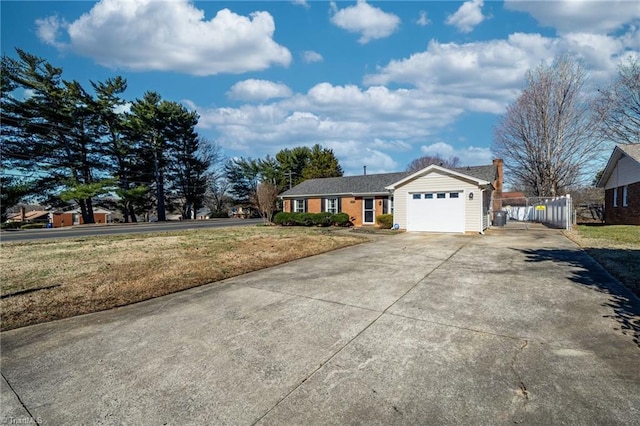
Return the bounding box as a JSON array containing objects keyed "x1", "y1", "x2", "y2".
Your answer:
[
  {"x1": 279, "y1": 159, "x2": 503, "y2": 233},
  {"x1": 597, "y1": 144, "x2": 640, "y2": 225},
  {"x1": 51, "y1": 208, "x2": 113, "y2": 227},
  {"x1": 6, "y1": 210, "x2": 50, "y2": 224}
]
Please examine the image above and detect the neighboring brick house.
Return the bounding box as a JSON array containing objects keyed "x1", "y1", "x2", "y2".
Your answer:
[
  {"x1": 51, "y1": 208, "x2": 113, "y2": 227},
  {"x1": 280, "y1": 160, "x2": 503, "y2": 233},
  {"x1": 597, "y1": 144, "x2": 640, "y2": 225}
]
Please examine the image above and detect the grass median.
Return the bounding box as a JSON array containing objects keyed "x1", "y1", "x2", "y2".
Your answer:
[
  {"x1": 0, "y1": 226, "x2": 367, "y2": 331},
  {"x1": 566, "y1": 224, "x2": 640, "y2": 297}
]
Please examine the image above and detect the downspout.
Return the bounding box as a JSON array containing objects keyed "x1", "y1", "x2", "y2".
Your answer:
[{"x1": 479, "y1": 188, "x2": 485, "y2": 234}]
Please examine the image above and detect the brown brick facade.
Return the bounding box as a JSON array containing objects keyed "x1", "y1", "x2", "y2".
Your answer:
[
  {"x1": 604, "y1": 181, "x2": 640, "y2": 225},
  {"x1": 282, "y1": 195, "x2": 390, "y2": 227}
]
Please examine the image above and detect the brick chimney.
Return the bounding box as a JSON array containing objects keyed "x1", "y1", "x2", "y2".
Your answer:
[{"x1": 492, "y1": 158, "x2": 504, "y2": 213}]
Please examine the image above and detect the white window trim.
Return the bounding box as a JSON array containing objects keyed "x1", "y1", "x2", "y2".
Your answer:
[
  {"x1": 294, "y1": 199, "x2": 305, "y2": 213},
  {"x1": 326, "y1": 198, "x2": 338, "y2": 214},
  {"x1": 622, "y1": 185, "x2": 628, "y2": 207},
  {"x1": 613, "y1": 187, "x2": 618, "y2": 207}
]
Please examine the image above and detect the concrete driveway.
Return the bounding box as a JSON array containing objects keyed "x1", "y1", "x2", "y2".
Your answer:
[{"x1": 2, "y1": 229, "x2": 639, "y2": 425}]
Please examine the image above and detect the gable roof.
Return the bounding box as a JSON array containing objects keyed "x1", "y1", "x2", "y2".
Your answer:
[
  {"x1": 596, "y1": 144, "x2": 640, "y2": 188},
  {"x1": 386, "y1": 164, "x2": 496, "y2": 190},
  {"x1": 279, "y1": 163, "x2": 498, "y2": 198}
]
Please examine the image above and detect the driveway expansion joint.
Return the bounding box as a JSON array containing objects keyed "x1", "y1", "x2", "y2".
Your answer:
[
  {"x1": 1, "y1": 372, "x2": 37, "y2": 424},
  {"x1": 252, "y1": 235, "x2": 477, "y2": 425}
]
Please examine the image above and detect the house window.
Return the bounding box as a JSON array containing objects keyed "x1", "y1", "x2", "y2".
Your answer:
[
  {"x1": 294, "y1": 199, "x2": 305, "y2": 213},
  {"x1": 412, "y1": 194, "x2": 421, "y2": 200},
  {"x1": 437, "y1": 193, "x2": 446, "y2": 199},
  {"x1": 623, "y1": 185, "x2": 628, "y2": 207},
  {"x1": 425, "y1": 193, "x2": 434, "y2": 199},
  {"x1": 326, "y1": 198, "x2": 338, "y2": 214},
  {"x1": 613, "y1": 188, "x2": 618, "y2": 207}
]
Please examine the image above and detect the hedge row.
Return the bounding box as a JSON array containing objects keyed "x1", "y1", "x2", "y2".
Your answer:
[{"x1": 273, "y1": 212, "x2": 351, "y2": 227}]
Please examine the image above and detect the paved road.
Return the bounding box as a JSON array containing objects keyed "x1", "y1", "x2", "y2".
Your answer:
[
  {"x1": 2, "y1": 229, "x2": 639, "y2": 425},
  {"x1": 0, "y1": 218, "x2": 263, "y2": 243}
]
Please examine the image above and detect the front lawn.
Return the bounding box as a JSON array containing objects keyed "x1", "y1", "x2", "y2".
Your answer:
[
  {"x1": 567, "y1": 225, "x2": 640, "y2": 297},
  {"x1": 0, "y1": 226, "x2": 366, "y2": 331}
]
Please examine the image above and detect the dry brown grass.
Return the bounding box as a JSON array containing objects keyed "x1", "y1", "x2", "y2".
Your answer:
[{"x1": 0, "y1": 226, "x2": 366, "y2": 330}]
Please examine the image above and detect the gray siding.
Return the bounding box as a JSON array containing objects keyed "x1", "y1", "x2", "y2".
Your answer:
[{"x1": 604, "y1": 156, "x2": 640, "y2": 188}]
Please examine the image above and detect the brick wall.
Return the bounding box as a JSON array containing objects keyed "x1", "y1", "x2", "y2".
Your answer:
[{"x1": 604, "y1": 181, "x2": 640, "y2": 225}]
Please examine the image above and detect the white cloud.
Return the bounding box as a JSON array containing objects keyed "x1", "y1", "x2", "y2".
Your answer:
[
  {"x1": 504, "y1": 0, "x2": 640, "y2": 34},
  {"x1": 36, "y1": 0, "x2": 291, "y2": 76},
  {"x1": 302, "y1": 50, "x2": 324, "y2": 63},
  {"x1": 420, "y1": 142, "x2": 493, "y2": 166},
  {"x1": 291, "y1": 0, "x2": 309, "y2": 9},
  {"x1": 445, "y1": 0, "x2": 486, "y2": 33},
  {"x1": 417, "y1": 11, "x2": 431, "y2": 27},
  {"x1": 227, "y1": 79, "x2": 293, "y2": 102},
  {"x1": 35, "y1": 15, "x2": 66, "y2": 48},
  {"x1": 330, "y1": 0, "x2": 401, "y2": 44}
]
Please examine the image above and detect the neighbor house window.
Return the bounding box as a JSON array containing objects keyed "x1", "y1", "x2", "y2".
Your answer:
[
  {"x1": 613, "y1": 188, "x2": 618, "y2": 207},
  {"x1": 294, "y1": 199, "x2": 305, "y2": 213},
  {"x1": 326, "y1": 198, "x2": 338, "y2": 214},
  {"x1": 623, "y1": 185, "x2": 628, "y2": 207}
]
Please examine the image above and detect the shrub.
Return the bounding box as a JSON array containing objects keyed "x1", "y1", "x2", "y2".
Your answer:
[
  {"x1": 209, "y1": 211, "x2": 229, "y2": 218},
  {"x1": 20, "y1": 223, "x2": 47, "y2": 229},
  {"x1": 312, "y1": 212, "x2": 333, "y2": 227},
  {"x1": 273, "y1": 212, "x2": 293, "y2": 225},
  {"x1": 376, "y1": 214, "x2": 394, "y2": 229},
  {"x1": 1, "y1": 221, "x2": 24, "y2": 229},
  {"x1": 331, "y1": 213, "x2": 351, "y2": 227}
]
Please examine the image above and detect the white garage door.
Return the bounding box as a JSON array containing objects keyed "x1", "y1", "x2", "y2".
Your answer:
[{"x1": 407, "y1": 191, "x2": 464, "y2": 233}]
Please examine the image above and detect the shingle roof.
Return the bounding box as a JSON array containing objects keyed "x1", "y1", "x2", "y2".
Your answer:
[
  {"x1": 280, "y1": 172, "x2": 410, "y2": 197},
  {"x1": 279, "y1": 164, "x2": 497, "y2": 197}
]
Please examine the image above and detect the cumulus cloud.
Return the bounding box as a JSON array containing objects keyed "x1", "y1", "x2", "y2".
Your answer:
[
  {"x1": 291, "y1": 0, "x2": 310, "y2": 8},
  {"x1": 504, "y1": 0, "x2": 640, "y2": 34},
  {"x1": 445, "y1": 0, "x2": 486, "y2": 33},
  {"x1": 35, "y1": 0, "x2": 291, "y2": 75},
  {"x1": 227, "y1": 79, "x2": 293, "y2": 102},
  {"x1": 420, "y1": 142, "x2": 493, "y2": 166},
  {"x1": 417, "y1": 11, "x2": 431, "y2": 27},
  {"x1": 302, "y1": 50, "x2": 324, "y2": 63},
  {"x1": 330, "y1": 0, "x2": 401, "y2": 44},
  {"x1": 35, "y1": 15, "x2": 66, "y2": 48}
]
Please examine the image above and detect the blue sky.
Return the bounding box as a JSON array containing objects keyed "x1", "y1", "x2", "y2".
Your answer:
[{"x1": 2, "y1": 0, "x2": 639, "y2": 176}]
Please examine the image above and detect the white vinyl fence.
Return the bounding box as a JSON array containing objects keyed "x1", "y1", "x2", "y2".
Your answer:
[{"x1": 502, "y1": 195, "x2": 573, "y2": 230}]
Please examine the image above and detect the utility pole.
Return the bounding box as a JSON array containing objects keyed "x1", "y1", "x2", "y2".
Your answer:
[{"x1": 284, "y1": 170, "x2": 295, "y2": 189}]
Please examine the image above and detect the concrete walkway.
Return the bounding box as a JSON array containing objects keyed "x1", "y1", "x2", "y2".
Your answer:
[{"x1": 2, "y1": 229, "x2": 639, "y2": 425}]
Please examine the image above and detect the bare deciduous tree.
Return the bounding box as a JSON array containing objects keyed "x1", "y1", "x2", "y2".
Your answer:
[
  {"x1": 492, "y1": 54, "x2": 601, "y2": 197},
  {"x1": 406, "y1": 155, "x2": 460, "y2": 173},
  {"x1": 595, "y1": 57, "x2": 640, "y2": 145},
  {"x1": 254, "y1": 182, "x2": 279, "y2": 223}
]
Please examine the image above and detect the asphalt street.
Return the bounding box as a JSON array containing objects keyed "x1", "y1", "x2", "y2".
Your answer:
[{"x1": 0, "y1": 218, "x2": 263, "y2": 243}]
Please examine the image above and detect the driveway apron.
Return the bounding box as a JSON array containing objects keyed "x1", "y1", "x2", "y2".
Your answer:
[{"x1": 1, "y1": 230, "x2": 638, "y2": 425}]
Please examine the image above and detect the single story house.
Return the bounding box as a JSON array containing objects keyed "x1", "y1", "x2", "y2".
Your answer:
[
  {"x1": 597, "y1": 144, "x2": 640, "y2": 225},
  {"x1": 51, "y1": 208, "x2": 113, "y2": 227},
  {"x1": 6, "y1": 210, "x2": 50, "y2": 223},
  {"x1": 280, "y1": 159, "x2": 503, "y2": 233}
]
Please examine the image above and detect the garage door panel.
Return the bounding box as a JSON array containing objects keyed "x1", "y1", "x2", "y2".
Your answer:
[{"x1": 407, "y1": 192, "x2": 464, "y2": 233}]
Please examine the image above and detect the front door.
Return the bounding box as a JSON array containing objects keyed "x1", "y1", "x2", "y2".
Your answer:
[{"x1": 363, "y1": 198, "x2": 375, "y2": 224}]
